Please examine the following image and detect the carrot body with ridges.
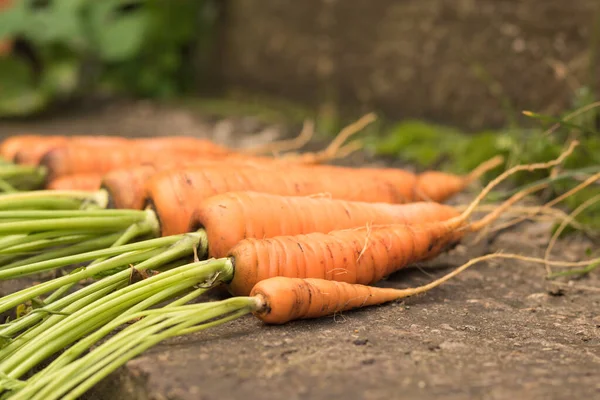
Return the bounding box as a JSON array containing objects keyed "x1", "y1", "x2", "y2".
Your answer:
[
  {"x1": 227, "y1": 220, "x2": 464, "y2": 296},
  {"x1": 102, "y1": 157, "x2": 283, "y2": 210},
  {"x1": 224, "y1": 143, "x2": 580, "y2": 296},
  {"x1": 251, "y1": 277, "x2": 403, "y2": 324},
  {"x1": 146, "y1": 159, "x2": 501, "y2": 236},
  {"x1": 192, "y1": 191, "x2": 461, "y2": 258},
  {"x1": 146, "y1": 166, "x2": 418, "y2": 236},
  {"x1": 40, "y1": 144, "x2": 229, "y2": 180}
]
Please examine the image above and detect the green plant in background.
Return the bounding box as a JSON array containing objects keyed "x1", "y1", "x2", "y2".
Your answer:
[
  {"x1": 367, "y1": 94, "x2": 600, "y2": 232},
  {"x1": 0, "y1": 0, "x2": 212, "y2": 117}
]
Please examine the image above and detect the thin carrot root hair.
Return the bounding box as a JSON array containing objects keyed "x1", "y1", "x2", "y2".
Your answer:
[
  {"x1": 455, "y1": 204, "x2": 583, "y2": 229},
  {"x1": 279, "y1": 112, "x2": 377, "y2": 163},
  {"x1": 469, "y1": 182, "x2": 571, "y2": 233},
  {"x1": 244, "y1": 119, "x2": 315, "y2": 155},
  {"x1": 544, "y1": 193, "x2": 600, "y2": 275},
  {"x1": 372, "y1": 251, "x2": 600, "y2": 301},
  {"x1": 319, "y1": 112, "x2": 376, "y2": 158},
  {"x1": 356, "y1": 222, "x2": 372, "y2": 262},
  {"x1": 465, "y1": 155, "x2": 505, "y2": 183},
  {"x1": 251, "y1": 251, "x2": 600, "y2": 325},
  {"x1": 447, "y1": 140, "x2": 579, "y2": 232},
  {"x1": 475, "y1": 171, "x2": 600, "y2": 237},
  {"x1": 326, "y1": 139, "x2": 364, "y2": 161}
]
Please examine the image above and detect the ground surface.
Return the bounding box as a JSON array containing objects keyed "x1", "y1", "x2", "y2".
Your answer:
[{"x1": 1, "y1": 101, "x2": 599, "y2": 400}]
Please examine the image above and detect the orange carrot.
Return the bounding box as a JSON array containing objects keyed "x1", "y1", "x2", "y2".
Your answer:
[
  {"x1": 1, "y1": 135, "x2": 60, "y2": 161},
  {"x1": 190, "y1": 191, "x2": 461, "y2": 258},
  {"x1": 146, "y1": 156, "x2": 501, "y2": 236},
  {"x1": 47, "y1": 174, "x2": 104, "y2": 191},
  {"x1": 222, "y1": 142, "x2": 577, "y2": 295},
  {"x1": 39, "y1": 143, "x2": 233, "y2": 181},
  {"x1": 5, "y1": 135, "x2": 228, "y2": 168},
  {"x1": 250, "y1": 252, "x2": 539, "y2": 324},
  {"x1": 227, "y1": 218, "x2": 464, "y2": 296},
  {"x1": 3, "y1": 136, "x2": 67, "y2": 164},
  {"x1": 250, "y1": 277, "x2": 407, "y2": 324},
  {"x1": 101, "y1": 157, "x2": 280, "y2": 210},
  {"x1": 1, "y1": 112, "x2": 370, "y2": 166},
  {"x1": 14, "y1": 136, "x2": 129, "y2": 166}
]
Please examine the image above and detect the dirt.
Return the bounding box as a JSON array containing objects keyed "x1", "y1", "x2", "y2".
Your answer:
[{"x1": 1, "y1": 100, "x2": 599, "y2": 400}]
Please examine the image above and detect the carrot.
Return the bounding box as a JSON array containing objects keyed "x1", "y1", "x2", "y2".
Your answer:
[
  {"x1": 0, "y1": 143, "x2": 572, "y2": 330},
  {"x1": 14, "y1": 136, "x2": 129, "y2": 166},
  {"x1": 47, "y1": 174, "x2": 104, "y2": 191},
  {"x1": 224, "y1": 184, "x2": 543, "y2": 295},
  {"x1": 17, "y1": 133, "x2": 365, "y2": 184},
  {"x1": 0, "y1": 193, "x2": 462, "y2": 283},
  {"x1": 250, "y1": 249, "x2": 594, "y2": 324},
  {"x1": 250, "y1": 277, "x2": 403, "y2": 324},
  {"x1": 39, "y1": 142, "x2": 232, "y2": 181},
  {"x1": 0, "y1": 112, "x2": 376, "y2": 192},
  {"x1": 0, "y1": 172, "x2": 583, "y2": 396},
  {"x1": 37, "y1": 153, "x2": 291, "y2": 204},
  {"x1": 1, "y1": 111, "x2": 369, "y2": 165},
  {"x1": 9, "y1": 249, "x2": 598, "y2": 400},
  {"x1": 218, "y1": 141, "x2": 576, "y2": 295},
  {"x1": 4, "y1": 135, "x2": 226, "y2": 167},
  {"x1": 190, "y1": 191, "x2": 461, "y2": 258},
  {"x1": 0, "y1": 135, "x2": 62, "y2": 162},
  {"x1": 146, "y1": 156, "x2": 502, "y2": 236},
  {"x1": 101, "y1": 157, "x2": 284, "y2": 210}
]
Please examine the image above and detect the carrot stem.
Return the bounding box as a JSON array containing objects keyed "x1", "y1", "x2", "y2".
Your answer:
[
  {"x1": 0, "y1": 209, "x2": 148, "y2": 219},
  {"x1": 0, "y1": 233, "x2": 97, "y2": 255},
  {"x1": 0, "y1": 197, "x2": 88, "y2": 211},
  {"x1": 0, "y1": 165, "x2": 46, "y2": 191},
  {"x1": 0, "y1": 232, "x2": 124, "y2": 272},
  {"x1": 0, "y1": 210, "x2": 160, "y2": 279},
  {"x1": 62, "y1": 308, "x2": 251, "y2": 400},
  {"x1": 0, "y1": 257, "x2": 232, "y2": 381},
  {"x1": 29, "y1": 285, "x2": 212, "y2": 382},
  {"x1": 0, "y1": 215, "x2": 145, "y2": 235},
  {"x1": 0, "y1": 189, "x2": 107, "y2": 210},
  {"x1": 0, "y1": 232, "x2": 206, "y2": 356},
  {"x1": 0, "y1": 178, "x2": 19, "y2": 193},
  {"x1": 87, "y1": 211, "x2": 161, "y2": 267},
  {"x1": 42, "y1": 281, "x2": 78, "y2": 305},
  {"x1": 0, "y1": 231, "x2": 93, "y2": 253},
  {"x1": 0, "y1": 165, "x2": 43, "y2": 179},
  {"x1": 0, "y1": 274, "x2": 128, "y2": 357},
  {"x1": 0, "y1": 234, "x2": 189, "y2": 303},
  {"x1": 9, "y1": 298, "x2": 252, "y2": 400}
]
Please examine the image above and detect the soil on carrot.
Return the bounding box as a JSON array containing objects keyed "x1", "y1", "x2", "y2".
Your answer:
[{"x1": 1, "y1": 99, "x2": 599, "y2": 400}]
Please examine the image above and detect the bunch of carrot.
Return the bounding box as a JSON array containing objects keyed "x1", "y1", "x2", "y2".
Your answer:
[
  {"x1": 0, "y1": 112, "x2": 506, "y2": 278},
  {"x1": 0, "y1": 114, "x2": 354, "y2": 192},
  {"x1": 0, "y1": 120, "x2": 591, "y2": 399}
]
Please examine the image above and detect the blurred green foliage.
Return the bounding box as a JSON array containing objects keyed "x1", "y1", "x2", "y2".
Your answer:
[
  {"x1": 367, "y1": 90, "x2": 600, "y2": 232},
  {"x1": 0, "y1": 0, "x2": 213, "y2": 116}
]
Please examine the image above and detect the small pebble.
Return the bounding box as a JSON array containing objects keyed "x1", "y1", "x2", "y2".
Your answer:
[
  {"x1": 263, "y1": 340, "x2": 283, "y2": 348},
  {"x1": 440, "y1": 323, "x2": 454, "y2": 331}
]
